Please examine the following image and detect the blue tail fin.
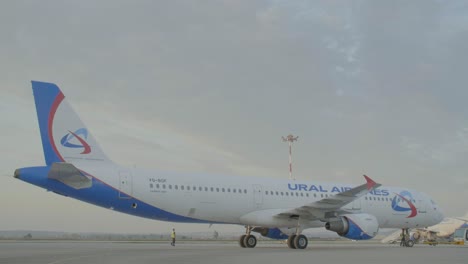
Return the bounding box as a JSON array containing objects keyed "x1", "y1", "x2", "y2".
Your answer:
[{"x1": 32, "y1": 81, "x2": 112, "y2": 165}]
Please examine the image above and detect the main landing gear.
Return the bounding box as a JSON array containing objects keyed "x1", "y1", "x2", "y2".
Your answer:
[
  {"x1": 400, "y1": 228, "x2": 414, "y2": 247},
  {"x1": 239, "y1": 226, "x2": 257, "y2": 248},
  {"x1": 238, "y1": 226, "x2": 309, "y2": 249},
  {"x1": 287, "y1": 234, "x2": 308, "y2": 249}
]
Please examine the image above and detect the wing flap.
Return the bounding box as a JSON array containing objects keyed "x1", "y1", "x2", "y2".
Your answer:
[{"x1": 48, "y1": 162, "x2": 92, "y2": 189}]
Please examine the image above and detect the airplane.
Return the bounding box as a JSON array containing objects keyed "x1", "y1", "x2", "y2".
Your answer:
[
  {"x1": 14, "y1": 81, "x2": 444, "y2": 249},
  {"x1": 431, "y1": 213, "x2": 468, "y2": 237},
  {"x1": 381, "y1": 213, "x2": 468, "y2": 244}
]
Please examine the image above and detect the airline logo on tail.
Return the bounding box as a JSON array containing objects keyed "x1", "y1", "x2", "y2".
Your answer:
[
  {"x1": 60, "y1": 128, "x2": 91, "y2": 154},
  {"x1": 391, "y1": 191, "x2": 417, "y2": 218}
]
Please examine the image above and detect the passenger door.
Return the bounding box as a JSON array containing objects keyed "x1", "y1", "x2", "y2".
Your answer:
[{"x1": 252, "y1": 184, "x2": 263, "y2": 208}]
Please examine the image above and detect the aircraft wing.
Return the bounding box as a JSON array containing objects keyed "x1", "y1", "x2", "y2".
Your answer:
[
  {"x1": 48, "y1": 162, "x2": 92, "y2": 189},
  {"x1": 277, "y1": 175, "x2": 381, "y2": 220}
]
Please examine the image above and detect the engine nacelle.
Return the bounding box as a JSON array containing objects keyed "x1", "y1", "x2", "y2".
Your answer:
[
  {"x1": 325, "y1": 213, "x2": 379, "y2": 240},
  {"x1": 252, "y1": 227, "x2": 289, "y2": 240}
]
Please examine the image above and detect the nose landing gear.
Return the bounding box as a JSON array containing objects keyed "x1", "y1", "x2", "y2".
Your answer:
[{"x1": 400, "y1": 228, "x2": 414, "y2": 247}]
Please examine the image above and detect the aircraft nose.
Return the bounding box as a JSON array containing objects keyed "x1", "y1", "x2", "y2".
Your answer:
[
  {"x1": 433, "y1": 206, "x2": 444, "y2": 223},
  {"x1": 437, "y1": 208, "x2": 445, "y2": 222},
  {"x1": 14, "y1": 169, "x2": 21, "y2": 179}
]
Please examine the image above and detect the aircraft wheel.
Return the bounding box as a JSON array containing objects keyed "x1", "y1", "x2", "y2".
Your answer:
[
  {"x1": 244, "y1": 235, "x2": 257, "y2": 248},
  {"x1": 406, "y1": 240, "x2": 414, "y2": 247},
  {"x1": 287, "y1": 235, "x2": 297, "y2": 249},
  {"x1": 239, "y1": 235, "x2": 247, "y2": 248},
  {"x1": 294, "y1": 234, "x2": 308, "y2": 249}
]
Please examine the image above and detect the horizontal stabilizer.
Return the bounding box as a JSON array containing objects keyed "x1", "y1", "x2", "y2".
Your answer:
[{"x1": 48, "y1": 162, "x2": 92, "y2": 189}]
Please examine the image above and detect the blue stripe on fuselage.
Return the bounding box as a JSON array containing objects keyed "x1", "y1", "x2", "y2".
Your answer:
[{"x1": 16, "y1": 166, "x2": 210, "y2": 224}]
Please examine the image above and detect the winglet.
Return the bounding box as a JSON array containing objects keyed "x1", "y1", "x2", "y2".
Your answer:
[{"x1": 363, "y1": 175, "x2": 377, "y2": 190}]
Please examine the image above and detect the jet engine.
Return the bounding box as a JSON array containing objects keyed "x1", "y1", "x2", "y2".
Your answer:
[
  {"x1": 325, "y1": 213, "x2": 379, "y2": 240},
  {"x1": 252, "y1": 227, "x2": 289, "y2": 240}
]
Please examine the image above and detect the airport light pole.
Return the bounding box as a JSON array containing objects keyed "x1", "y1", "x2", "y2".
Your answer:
[{"x1": 282, "y1": 134, "x2": 298, "y2": 180}]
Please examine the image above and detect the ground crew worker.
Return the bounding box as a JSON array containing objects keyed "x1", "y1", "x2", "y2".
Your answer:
[
  {"x1": 171, "y1": 228, "x2": 176, "y2": 246},
  {"x1": 400, "y1": 229, "x2": 406, "y2": 247}
]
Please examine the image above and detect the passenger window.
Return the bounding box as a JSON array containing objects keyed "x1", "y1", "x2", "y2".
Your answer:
[
  {"x1": 210, "y1": 187, "x2": 214, "y2": 192},
  {"x1": 271, "y1": 191, "x2": 274, "y2": 195},
  {"x1": 162, "y1": 184, "x2": 166, "y2": 189},
  {"x1": 233, "y1": 189, "x2": 237, "y2": 193},
  {"x1": 156, "y1": 184, "x2": 160, "y2": 188},
  {"x1": 222, "y1": 188, "x2": 225, "y2": 192},
  {"x1": 286, "y1": 192, "x2": 289, "y2": 196},
  {"x1": 306, "y1": 193, "x2": 309, "y2": 197},
  {"x1": 175, "y1": 185, "x2": 178, "y2": 190},
  {"x1": 296, "y1": 193, "x2": 299, "y2": 197},
  {"x1": 205, "y1": 187, "x2": 208, "y2": 191},
  {"x1": 150, "y1": 183, "x2": 153, "y2": 188},
  {"x1": 276, "y1": 191, "x2": 279, "y2": 195},
  {"x1": 314, "y1": 193, "x2": 317, "y2": 198},
  {"x1": 199, "y1": 187, "x2": 202, "y2": 191},
  {"x1": 181, "y1": 186, "x2": 184, "y2": 190},
  {"x1": 216, "y1": 188, "x2": 219, "y2": 192},
  {"x1": 169, "y1": 185, "x2": 172, "y2": 189},
  {"x1": 239, "y1": 189, "x2": 242, "y2": 193},
  {"x1": 281, "y1": 192, "x2": 284, "y2": 196},
  {"x1": 300, "y1": 193, "x2": 303, "y2": 197},
  {"x1": 244, "y1": 189, "x2": 247, "y2": 194},
  {"x1": 265, "y1": 191, "x2": 268, "y2": 195},
  {"x1": 228, "y1": 188, "x2": 231, "y2": 192},
  {"x1": 187, "y1": 186, "x2": 190, "y2": 191},
  {"x1": 193, "y1": 186, "x2": 196, "y2": 191}
]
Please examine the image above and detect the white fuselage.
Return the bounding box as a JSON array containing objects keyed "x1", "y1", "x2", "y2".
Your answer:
[{"x1": 82, "y1": 163, "x2": 444, "y2": 230}]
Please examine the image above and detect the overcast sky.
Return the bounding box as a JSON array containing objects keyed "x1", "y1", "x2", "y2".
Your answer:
[{"x1": 1, "y1": 0, "x2": 467, "y2": 234}]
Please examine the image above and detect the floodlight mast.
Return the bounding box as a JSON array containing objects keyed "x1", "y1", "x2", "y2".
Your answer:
[{"x1": 282, "y1": 134, "x2": 299, "y2": 180}]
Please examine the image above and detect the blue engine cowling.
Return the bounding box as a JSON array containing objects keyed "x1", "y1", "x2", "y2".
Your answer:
[
  {"x1": 325, "y1": 213, "x2": 379, "y2": 240},
  {"x1": 252, "y1": 227, "x2": 289, "y2": 240}
]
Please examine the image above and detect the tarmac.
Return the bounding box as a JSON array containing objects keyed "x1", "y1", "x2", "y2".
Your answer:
[{"x1": 0, "y1": 240, "x2": 466, "y2": 264}]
